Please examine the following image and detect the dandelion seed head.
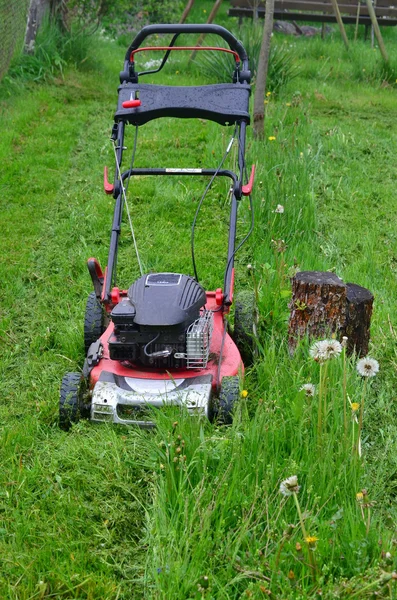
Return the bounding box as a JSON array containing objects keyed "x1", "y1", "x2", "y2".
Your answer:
[
  {"x1": 280, "y1": 475, "x2": 300, "y2": 497},
  {"x1": 274, "y1": 204, "x2": 284, "y2": 213},
  {"x1": 300, "y1": 383, "x2": 316, "y2": 397},
  {"x1": 309, "y1": 340, "x2": 329, "y2": 362},
  {"x1": 143, "y1": 59, "x2": 162, "y2": 69},
  {"x1": 357, "y1": 357, "x2": 379, "y2": 377},
  {"x1": 342, "y1": 335, "x2": 348, "y2": 348},
  {"x1": 325, "y1": 339, "x2": 342, "y2": 358},
  {"x1": 309, "y1": 339, "x2": 342, "y2": 362}
]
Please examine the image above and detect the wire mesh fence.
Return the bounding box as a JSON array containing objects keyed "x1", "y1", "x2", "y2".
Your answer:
[{"x1": 0, "y1": 0, "x2": 30, "y2": 81}]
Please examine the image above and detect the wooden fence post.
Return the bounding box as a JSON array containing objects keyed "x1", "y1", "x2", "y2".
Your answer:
[
  {"x1": 180, "y1": 0, "x2": 195, "y2": 24},
  {"x1": 365, "y1": 0, "x2": 389, "y2": 61},
  {"x1": 330, "y1": 0, "x2": 350, "y2": 49},
  {"x1": 189, "y1": 0, "x2": 224, "y2": 62}
]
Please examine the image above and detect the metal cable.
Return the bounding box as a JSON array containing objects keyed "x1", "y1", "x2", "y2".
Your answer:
[
  {"x1": 191, "y1": 125, "x2": 238, "y2": 283},
  {"x1": 111, "y1": 126, "x2": 143, "y2": 276}
]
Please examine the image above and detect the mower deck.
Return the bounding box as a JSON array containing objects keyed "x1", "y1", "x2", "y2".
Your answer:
[{"x1": 89, "y1": 292, "x2": 241, "y2": 426}]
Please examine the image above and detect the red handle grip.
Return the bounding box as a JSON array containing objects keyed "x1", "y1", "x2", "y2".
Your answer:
[
  {"x1": 242, "y1": 165, "x2": 256, "y2": 196},
  {"x1": 104, "y1": 166, "x2": 114, "y2": 195},
  {"x1": 122, "y1": 99, "x2": 141, "y2": 109}
]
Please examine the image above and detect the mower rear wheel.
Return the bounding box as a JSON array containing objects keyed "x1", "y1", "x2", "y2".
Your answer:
[
  {"x1": 84, "y1": 292, "x2": 105, "y2": 354},
  {"x1": 218, "y1": 375, "x2": 240, "y2": 425},
  {"x1": 233, "y1": 290, "x2": 258, "y2": 366},
  {"x1": 59, "y1": 372, "x2": 89, "y2": 431}
]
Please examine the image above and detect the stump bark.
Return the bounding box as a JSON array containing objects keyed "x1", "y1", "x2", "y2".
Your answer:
[
  {"x1": 288, "y1": 271, "x2": 373, "y2": 356},
  {"x1": 344, "y1": 283, "x2": 374, "y2": 357}
]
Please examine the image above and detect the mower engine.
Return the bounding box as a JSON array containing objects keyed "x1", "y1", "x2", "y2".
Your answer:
[{"x1": 108, "y1": 273, "x2": 213, "y2": 369}]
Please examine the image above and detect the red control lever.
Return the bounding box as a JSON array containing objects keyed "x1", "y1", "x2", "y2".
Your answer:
[
  {"x1": 104, "y1": 166, "x2": 114, "y2": 195},
  {"x1": 122, "y1": 99, "x2": 141, "y2": 109},
  {"x1": 242, "y1": 164, "x2": 256, "y2": 196}
]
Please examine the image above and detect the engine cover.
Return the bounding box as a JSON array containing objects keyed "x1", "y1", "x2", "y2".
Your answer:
[
  {"x1": 128, "y1": 272, "x2": 206, "y2": 328},
  {"x1": 108, "y1": 273, "x2": 209, "y2": 368}
]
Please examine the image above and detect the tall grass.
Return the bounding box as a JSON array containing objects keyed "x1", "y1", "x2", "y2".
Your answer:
[
  {"x1": 4, "y1": 16, "x2": 94, "y2": 85},
  {"x1": 195, "y1": 25, "x2": 299, "y2": 92}
]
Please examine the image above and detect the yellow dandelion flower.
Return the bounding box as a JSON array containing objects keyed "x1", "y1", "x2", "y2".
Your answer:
[
  {"x1": 241, "y1": 389, "x2": 248, "y2": 398},
  {"x1": 285, "y1": 102, "x2": 291, "y2": 107},
  {"x1": 356, "y1": 492, "x2": 364, "y2": 502},
  {"x1": 264, "y1": 100, "x2": 269, "y2": 104},
  {"x1": 268, "y1": 136, "x2": 276, "y2": 141},
  {"x1": 305, "y1": 535, "x2": 319, "y2": 547},
  {"x1": 351, "y1": 402, "x2": 360, "y2": 412},
  {"x1": 266, "y1": 91, "x2": 272, "y2": 97}
]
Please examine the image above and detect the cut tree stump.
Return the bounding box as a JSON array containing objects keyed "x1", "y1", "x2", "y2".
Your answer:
[
  {"x1": 288, "y1": 271, "x2": 373, "y2": 356},
  {"x1": 345, "y1": 283, "x2": 374, "y2": 357}
]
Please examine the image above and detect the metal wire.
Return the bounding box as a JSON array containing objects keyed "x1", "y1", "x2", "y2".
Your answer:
[
  {"x1": 191, "y1": 125, "x2": 238, "y2": 283},
  {"x1": 0, "y1": 0, "x2": 30, "y2": 82},
  {"x1": 111, "y1": 126, "x2": 143, "y2": 276}
]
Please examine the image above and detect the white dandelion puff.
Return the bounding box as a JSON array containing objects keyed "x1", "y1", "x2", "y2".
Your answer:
[
  {"x1": 300, "y1": 383, "x2": 316, "y2": 397},
  {"x1": 309, "y1": 340, "x2": 329, "y2": 362},
  {"x1": 143, "y1": 59, "x2": 162, "y2": 69},
  {"x1": 309, "y1": 339, "x2": 342, "y2": 362},
  {"x1": 280, "y1": 475, "x2": 300, "y2": 497},
  {"x1": 274, "y1": 204, "x2": 285, "y2": 213},
  {"x1": 324, "y1": 339, "x2": 342, "y2": 359},
  {"x1": 357, "y1": 357, "x2": 379, "y2": 378}
]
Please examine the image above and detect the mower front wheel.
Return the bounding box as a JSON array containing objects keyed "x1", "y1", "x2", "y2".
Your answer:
[
  {"x1": 84, "y1": 292, "x2": 105, "y2": 354},
  {"x1": 59, "y1": 372, "x2": 90, "y2": 431},
  {"x1": 217, "y1": 375, "x2": 240, "y2": 425}
]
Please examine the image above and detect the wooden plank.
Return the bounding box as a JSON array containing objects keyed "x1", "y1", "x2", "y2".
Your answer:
[
  {"x1": 229, "y1": 7, "x2": 397, "y2": 23},
  {"x1": 275, "y1": 1, "x2": 397, "y2": 16},
  {"x1": 232, "y1": 0, "x2": 396, "y2": 7},
  {"x1": 231, "y1": 0, "x2": 397, "y2": 11}
]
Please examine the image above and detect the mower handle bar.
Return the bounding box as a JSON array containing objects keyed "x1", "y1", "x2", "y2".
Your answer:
[{"x1": 124, "y1": 24, "x2": 249, "y2": 63}]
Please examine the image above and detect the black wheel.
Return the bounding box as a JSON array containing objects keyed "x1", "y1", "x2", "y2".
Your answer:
[
  {"x1": 233, "y1": 290, "x2": 258, "y2": 366},
  {"x1": 218, "y1": 375, "x2": 240, "y2": 425},
  {"x1": 84, "y1": 292, "x2": 105, "y2": 354},
  {"x1": 59, "y1": 372, "x2": 89, "y2": 431}
]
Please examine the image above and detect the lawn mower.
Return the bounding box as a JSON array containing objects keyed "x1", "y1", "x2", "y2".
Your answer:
[{"x1": 59, "y1": 24, "x2": 256, "y2": 429}]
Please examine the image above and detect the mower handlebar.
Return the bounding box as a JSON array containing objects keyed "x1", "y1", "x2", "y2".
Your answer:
[{"x1": 124, "y1": 24, "x2": 248, "y2": 63}]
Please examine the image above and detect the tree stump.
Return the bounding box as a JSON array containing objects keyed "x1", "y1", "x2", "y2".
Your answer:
[
  {"x1": 288, "y1": 271, "x2": 373, "y2": 356},
  {"x1": 344, "y1": 283, "x2": 374, "y2": 357}
]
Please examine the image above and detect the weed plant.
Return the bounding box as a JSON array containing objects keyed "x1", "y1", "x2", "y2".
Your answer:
[
  {"x1": 195, "y1": 26, "x2": 299, "y2": 92},
  {"x1": 3, "y1": 16, "x2": 95, "y2": 88}
]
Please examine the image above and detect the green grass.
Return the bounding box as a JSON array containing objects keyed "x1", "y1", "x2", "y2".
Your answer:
[{"x1": 1, "y1": 2, "x2": 397, "y2": 597}]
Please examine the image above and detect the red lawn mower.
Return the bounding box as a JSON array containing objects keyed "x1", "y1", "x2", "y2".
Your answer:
[{"x1": 59, "y1": 24, "x2": 256, "y2": 429}]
